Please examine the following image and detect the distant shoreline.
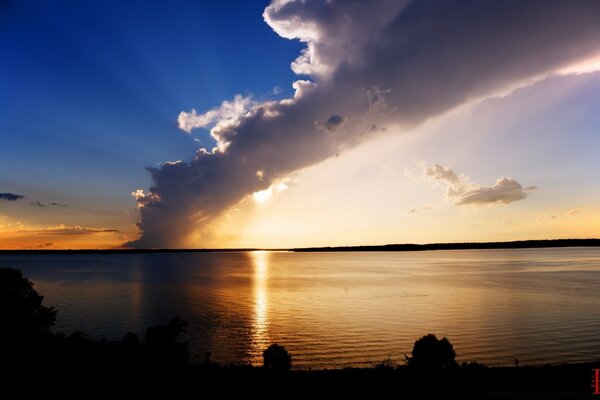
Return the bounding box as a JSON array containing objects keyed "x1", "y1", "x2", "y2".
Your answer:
[{"x1": 0, "y1": 238, "x2": 599, "y2": 254}]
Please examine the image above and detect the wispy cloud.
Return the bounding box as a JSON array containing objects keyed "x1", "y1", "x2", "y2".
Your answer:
[
  {"x1": 408, "y1": 205, "x2": 432, "y2": 214},
  {"x1": 30, "y1": 200, "x2": 69, "y2": 208},
  {"x1": 0, "y1": 192, "x2": 24, "y2": 201},
  {"x1": 11, "y1": 225, "x2": 117, "y2": 235},
  {"x1": 49, "y1": 202, "x2": 69, "y2": 208},
  {"x1": 421, "y1": 162, "x2": 535, "y2": 206},
  {"x1": 567, "y1": 207, "x2": 589, "y2": 216}
]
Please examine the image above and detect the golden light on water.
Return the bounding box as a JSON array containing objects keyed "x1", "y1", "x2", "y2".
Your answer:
[{"x1": 250, "y1": 250, "x2": 270, "y2": 365}]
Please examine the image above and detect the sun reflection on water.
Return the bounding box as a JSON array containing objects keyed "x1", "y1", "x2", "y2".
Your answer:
[{"x1": 250, "y1": 250, "x2": 270, "y2": 365}]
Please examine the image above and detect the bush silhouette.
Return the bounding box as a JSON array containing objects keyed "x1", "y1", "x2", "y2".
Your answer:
[
  {"x1": 144, "y1": 317, "x2": 189, "y2": 365},
  {"x1": 263, "y1": 343, "x2": 291, "y2": 371},
  {"x1": 0, "y1": 267, "x2": 57, "y2": 340},
  {"x1": 406, "y1": 334, "x2": 457, "y2": 369}
]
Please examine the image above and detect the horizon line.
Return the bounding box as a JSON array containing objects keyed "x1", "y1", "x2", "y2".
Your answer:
[{"x1": 1, "y1": 238, "x2": 599, "y2": 253}]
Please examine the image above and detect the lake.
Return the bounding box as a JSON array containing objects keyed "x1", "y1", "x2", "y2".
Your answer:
[{"x1": 2, "y1": 248, "x2": 600, "y2": 368}]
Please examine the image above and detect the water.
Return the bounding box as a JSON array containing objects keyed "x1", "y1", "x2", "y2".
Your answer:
[{"x1": 2, "y1": 248, "x2": 600, "y2": 368}]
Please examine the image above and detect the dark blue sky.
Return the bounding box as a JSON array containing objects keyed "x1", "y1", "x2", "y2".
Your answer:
[{"x1": 0, "y1": 0, "x2": 302, "y2": 202}]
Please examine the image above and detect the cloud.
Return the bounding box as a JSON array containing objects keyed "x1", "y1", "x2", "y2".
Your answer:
[
  {"x1": 423, "y1": 163, "x2": 471, "y2": 197},
  {"x1": 30, "y1": 200, "x2": 69, "y2": 208},
  {"x1": 177, "y1": 94, "x2": 256, "y2": 135},
  {"x1": 567, "y1": 207, "x2": 589, "y2": 216},
  {"x1": 422, "y1": 162, "x2": 535, "y2": 206},
  {"x1": 0, "y1": 192, "x2": 24, "y2": 201},
  {"x1": 49, "y1": 202, "x2": 69, "y2": 207},
  {"x1": 322, "y1": 114, "x2": 344, "y2": 132},
  {"x1": 408, "y1": 205, "x2": 432, "y2": 214},
  {"x1": 456, "y1": 178, "x2": 536, "y2": 206},
  {"x1": 14, "y1": 225, "x2": 118, "y2": 236},
  {"x1": 129, "y1": 0, "x2": 600, "y2": 248}
]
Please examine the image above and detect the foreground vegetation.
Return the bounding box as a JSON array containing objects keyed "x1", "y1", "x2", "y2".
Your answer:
[{"x1": 1, "y1": 267, "x2": 598, "y2": 398}]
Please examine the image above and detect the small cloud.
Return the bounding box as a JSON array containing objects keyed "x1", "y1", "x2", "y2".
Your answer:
[
  {"x1": 131, "y1": 189, "x2": 160, "y2": 208},
  {"x1": 49, "y1": 202, "x2": 69, "y2": 207},
  {"x1": 567, "y1": 207, "x2": 589, "y2": 216},
  {"x1": 271, "y1": 86, "x2": 283, "y2": 95},
  {"x1": 177, "y1": 94, "x2": 255, "y2": 133},
  {"x1": 420, "y1": 162, "x2": 535, "y2": 206},
  {"x1": 0, "y1": 192, "x2": 24, "y2": 201},
  {"x1": 322, "y1": 114, "x2": 344, "y2": 132},
  {"x1": 408, "y1": 205, "x2": 432, "y2": 214},
  {"x1": 28, "y1": 200, "x2": 69, "y2": 208},
  {"x1": 537, "y1": 214, "x2": 557, "y2": 221},
  {"x1": 131, "y1": 189, "x2": 146, "y2": 200},
  {"x1": 456, "y1": 177, "x2": 535, "y2": 206}
]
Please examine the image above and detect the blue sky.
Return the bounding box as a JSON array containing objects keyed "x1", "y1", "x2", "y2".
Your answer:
[{"x1": 1, "y1": 0, "x2": 301, "y2": 203}]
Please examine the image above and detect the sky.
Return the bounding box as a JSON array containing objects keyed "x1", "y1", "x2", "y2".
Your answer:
[{"x1": 1, "y1": 0, "x2": 600, "y2": 249}]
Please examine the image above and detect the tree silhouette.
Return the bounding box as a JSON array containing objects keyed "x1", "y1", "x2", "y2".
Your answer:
[
  {"x1": 406, "y1": 334, "x2": 457, "y2": 369},
  {"x1": 0, "y1": 267, "x2": 56, "y2": 340},
  {"x1": 144, "y1": 317, "x2": 189, "y2": 365},
  {"x1": 263, "y1": 343, "x2": 291, "y2": 371}
]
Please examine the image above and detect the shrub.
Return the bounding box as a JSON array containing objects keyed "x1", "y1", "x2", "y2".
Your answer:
[{"x1": 263, "y1": 343, "x2": 291, "y2": 371}]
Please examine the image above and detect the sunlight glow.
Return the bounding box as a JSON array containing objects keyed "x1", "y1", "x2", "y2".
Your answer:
[
  {"x1": 249, "y1": 250, "x2": 270, "y2": 365},
  {"x1": 253, "y1": 188, "x2": 273, "y2": 203},
  {"x1": 558, "y1": 53, "x2": 600, "y2": 76}
]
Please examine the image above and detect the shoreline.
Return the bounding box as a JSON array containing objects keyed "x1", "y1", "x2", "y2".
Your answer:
[{"x1": 1, "y1": 238, "x2": 599, "y2": 254}]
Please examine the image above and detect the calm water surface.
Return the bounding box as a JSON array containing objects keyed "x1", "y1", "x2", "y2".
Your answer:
[{"x1": 2, "y1": 248, "x2": 600, "y2": 368}]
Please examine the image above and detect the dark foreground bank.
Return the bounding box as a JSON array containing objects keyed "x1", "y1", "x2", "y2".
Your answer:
[
  {"x1": 6, "y1": 362, "x2": 600, "y2": 399},
  {"x1": 2, "y1": 266, "x2": 599, "y2": 398}
]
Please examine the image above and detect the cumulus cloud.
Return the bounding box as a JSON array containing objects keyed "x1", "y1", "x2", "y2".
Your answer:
[
  {"x1": 128, "y1": 0, "x2": 600, "y2": 248},
  {"x1": 456, "y1": 178, "x2": 536, "y2": 206},
  {"x1": 423, "y1": 163, "x2": 471, "y2": 198},
  {"x1": 422, "y1": 162, "x2": 535, "y2": 206},
  {"x1": 178, "y1": 94, "x2": 255, "y2": 133},
  {"x1": 0, "y1": 192, "x2": 24, "y2": 201}
]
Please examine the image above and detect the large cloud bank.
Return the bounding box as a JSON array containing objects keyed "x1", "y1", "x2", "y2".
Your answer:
[{"x1": 128, "y1": 0, "x2": 600, "y2": 248}]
